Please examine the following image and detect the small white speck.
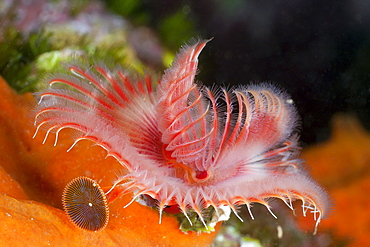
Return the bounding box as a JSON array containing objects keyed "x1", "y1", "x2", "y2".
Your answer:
[
  {"x1": 277, "y1": 225, "x2": 283, "y2": 239},
  {"x1": 286, "y1": 99, "x2": 294, "y2": 104},
  {"x1": 240, "y1": 238, "x2": 262, "y2": 247},
  {"x1": 215, "y1": 235, "x2": 225, "y2": 242},
  {"x1": 30, "y1": 218, "x2": 34, "y2": 221},
  {"x1": 88, "y1": 202, "x2": 93, "y2": 207},
  {"x1": 6, "y1": 213, "x2": 12, "y2": 217},
  {"x1": 217, "y1": 205, "x2": 231, "y2": 221}
]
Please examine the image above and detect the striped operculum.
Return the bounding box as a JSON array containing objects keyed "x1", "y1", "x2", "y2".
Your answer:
[
  {"x1": 62, "y1": 176, "x2": 137, "y2": 232},
  {"x1": 62, "y1": 177, "x2": 109, "y2": 232}
]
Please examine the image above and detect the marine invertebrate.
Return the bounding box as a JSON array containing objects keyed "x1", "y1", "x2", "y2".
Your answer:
[
  {"x1": 0, "y1": 75, "x2": 217, "y2": 246},
  {"x1": 33, "y1": 39, "x2": 329, "y2": 233},
  {"x1": 62, "y1": 177, "x2": 109, "y2": 231}
]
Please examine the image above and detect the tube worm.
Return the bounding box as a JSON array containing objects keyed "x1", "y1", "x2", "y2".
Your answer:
[{"x1": 34, "y1": 38, "x2": 329, "y2": 233}]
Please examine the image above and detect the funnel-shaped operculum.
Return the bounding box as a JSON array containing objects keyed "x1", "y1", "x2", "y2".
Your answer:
[
  {"x1": 62, "y1": 177, "x2": 109, "y2": 232},
  {"x1": 62, "y1": 177, "x2": 131, "y2": 231}
]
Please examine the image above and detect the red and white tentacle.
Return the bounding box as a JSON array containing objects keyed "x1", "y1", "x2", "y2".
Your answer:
[
  {"x1": 33, "y1": 39, "x2": 329, "y2": 233},
  {"x1": 33, "y1": 62, "x2": 160, "y2": 170},
  {"x1": 151, "y1": 39, "x2": 328, "y2": 229}
]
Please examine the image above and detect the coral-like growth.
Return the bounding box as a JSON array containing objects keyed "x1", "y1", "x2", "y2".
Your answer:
[
  {"x1": 300, "y1": 114, "x2": 370, "y2": 246},
  {"x1": 33, "y1": 39, "x2": 329, "y2": 233}
]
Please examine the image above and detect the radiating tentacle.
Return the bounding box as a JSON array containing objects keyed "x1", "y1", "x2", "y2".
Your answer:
[
  {"x1": 34, "y1": 63, "x2": 162, "y2": 172},
  {"x1": 35, "y1": 39, "x2": 329, "y2": 233}
]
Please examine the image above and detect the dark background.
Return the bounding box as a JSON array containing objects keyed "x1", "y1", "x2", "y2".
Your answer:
[
  {"x1": 1, "y1": 0, "x2": 370, "y2": 146},
  {"x1": 107, "y1": 0, "x2": 370, "y2": 146}
]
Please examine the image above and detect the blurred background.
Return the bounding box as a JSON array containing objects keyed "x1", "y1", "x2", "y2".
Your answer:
[
  {"x1": 105, "y1": 0, "x2": 370, "y2": 146},
  {"x1": 1, "y1": 0, "x2": 370, "y2": 146}
]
